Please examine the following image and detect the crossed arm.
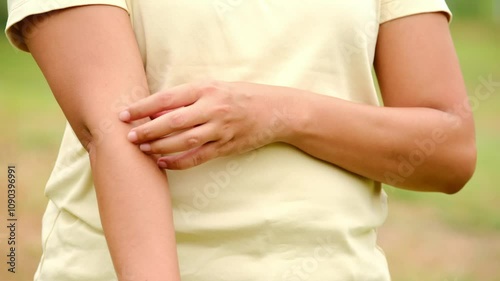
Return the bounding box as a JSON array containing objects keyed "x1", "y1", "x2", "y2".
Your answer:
[
  {"x1": 121, "y1": 13, "x2": 476, "y2": 194},
  {"x1": 20, "y1": 4, "x2": 476, "y2": 281}
]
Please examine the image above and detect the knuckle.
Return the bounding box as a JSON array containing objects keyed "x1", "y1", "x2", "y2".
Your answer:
[
  {"x1": 185, "y1": 135, "x2": 201, "y2": 148},
  {"x1": 139, "y1": 126, "x2": 153, "y2": 140},
  {"x1": 158, "y1": 93, "x2": 173, "y2": 106},
  {"x1": 169, "y1": 112, "x2": 186, "y2": 129},
  {"x1": 220, "y1": 128, "x2": 234, "y2": 142},
  {"x1": 192, "y1": 153, "x2": 206, "y2": 167},
  {"x1": 198, "y1": 80, "x2": 221, "y2": 96},
  {"x1": 213, "y1": 104, "x2": 232, "y2": 116}
]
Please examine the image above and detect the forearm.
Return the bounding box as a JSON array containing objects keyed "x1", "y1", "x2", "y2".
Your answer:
[
  {"x1": 114, "y1": 13, "x2": 474, "y2": 194},
  {"x1": 272, "y1": 87, "x2": 475, "y2": 193},
  {"x1": 281, "y1": 13, "x2": 476, "y2": 194},
  {"x1": 90, "y1": 136, "x2": 179, "y2": 280}
]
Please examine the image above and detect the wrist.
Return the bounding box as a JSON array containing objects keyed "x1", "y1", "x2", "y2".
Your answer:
[{"x1": 269, "y1": 86, "x2": 311, "y2": 146}]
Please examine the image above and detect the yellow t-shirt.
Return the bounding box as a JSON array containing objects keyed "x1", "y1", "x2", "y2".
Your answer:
[{"x1": 6, "y1": 1, "x2": 451, "y2": 280}]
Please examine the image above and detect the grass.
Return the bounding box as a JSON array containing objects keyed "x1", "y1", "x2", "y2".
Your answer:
[
  {"x1": 0, "y1": 18, "x2": 499, "y2": 281},
  {"x1": 0, "y1": 36, "x2": 64, "y2": 281}
]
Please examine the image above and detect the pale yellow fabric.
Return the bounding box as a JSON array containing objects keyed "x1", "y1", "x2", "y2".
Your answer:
[{"x1": 6, "y1": 1, "x2": 451, "y2": 280}]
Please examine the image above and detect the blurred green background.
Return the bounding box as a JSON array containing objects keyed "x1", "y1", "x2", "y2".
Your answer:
[{"x1": 1, "y1": 1, "x2": 499, "y2": 281}]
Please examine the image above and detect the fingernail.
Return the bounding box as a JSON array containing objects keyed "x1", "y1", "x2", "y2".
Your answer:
[
  {"x1": 119, "y1": 110, "x2": 131, "y2": 121},
  {"x1": 158, "y1": 161, "x2": 167, "y2": 169},
  {"x1": 127, "y1": 131, "x2": 138, "y2": 142},
  {"x1": 139, "y1": 143, "x2": 151, "y2": 152}
]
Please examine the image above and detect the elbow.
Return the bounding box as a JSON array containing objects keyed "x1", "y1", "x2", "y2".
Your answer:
[
  {"x1": 70, "y1": 121, "x2": 111, "y2": 158},
  {"x1": 71, "y1": 121, "x2": 96, "y2": 154},
  {"x1": 72, "y1": 124, "x2": 100, "y2": 166},
  {"x1": 437, "y1": 110, "x2": 477, "y2": 195},
  {"x1": 441, "y1": 141, "x2": 477, "y2": 195}
]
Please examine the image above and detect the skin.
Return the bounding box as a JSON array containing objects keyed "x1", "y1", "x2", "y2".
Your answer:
[
  {"x1": 20, "y1": 6, "x2": 475, "y2": 281},
  {"x1": 23, "y1": 6, "x2": 180, "y2": 281},
  {"x1": 120, "y1": 12, "x2": 476, "y2": 194}
]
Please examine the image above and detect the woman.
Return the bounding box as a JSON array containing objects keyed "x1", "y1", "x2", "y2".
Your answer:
[{"x1": 6, "y1": 0, "x2": 476, "y2": 280}]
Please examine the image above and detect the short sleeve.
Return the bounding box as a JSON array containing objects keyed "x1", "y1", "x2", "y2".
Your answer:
[
  {"x1": 5, "y1": 0, "x2": 129, "y2": 52},
  {"x1": 380, "y1": 0, "x2": 452, "y2": 24}
]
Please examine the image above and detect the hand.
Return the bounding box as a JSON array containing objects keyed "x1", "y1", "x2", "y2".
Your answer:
[{"x1": 119, "y1": 80, "x2": 295, "y2": 169}]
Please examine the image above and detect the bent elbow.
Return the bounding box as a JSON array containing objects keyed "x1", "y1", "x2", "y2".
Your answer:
[
  {"x1": 441, "y1": 143, "x2": 477, "y2": 195},
  {"x1": 71, "y1": 122, "x2": 111, "y2": 160}
]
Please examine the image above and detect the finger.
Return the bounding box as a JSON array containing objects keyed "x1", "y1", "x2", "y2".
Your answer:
[
  {"x1": 128, "y1": 105, "x2": 209, "y2": 143},
  {"x1": 156, "y1": 142, "x2": 222, "y2": 170},
  {"x1": 150, "y1": 110, "x2": 171, "y2": 120},
  {"x1": 119, "y1": 82, "x2": 199, "y2": 122},
  {"x1": 138, "y1": 123, "x2": 219, "y2": 155}
]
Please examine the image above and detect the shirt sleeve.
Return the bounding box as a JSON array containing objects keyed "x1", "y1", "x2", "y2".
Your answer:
[
  {"x1": 5, "y1": 0, "x2": 129, "y2": 52},
  {"x1": 380, "y1": 0, "x2": 452, "y2": 24}
]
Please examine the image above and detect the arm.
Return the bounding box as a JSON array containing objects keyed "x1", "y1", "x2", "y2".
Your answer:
[
  {"x1": 23, "y1": 6, "x2": 180, "y2": 280},
  {"x1": 120, "y1": 13, "x2": 476, "y2": 194},
  {"x1": 283, "y1": 12, "x2": 476, "y2": 193}
]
